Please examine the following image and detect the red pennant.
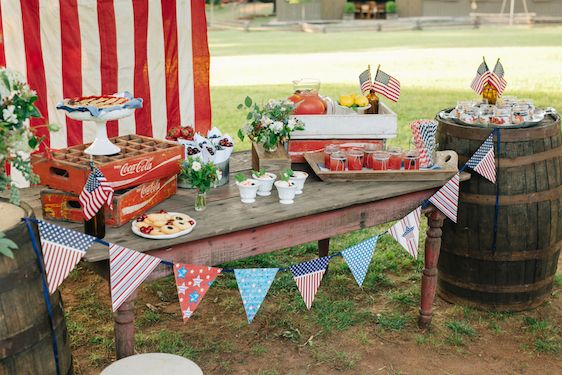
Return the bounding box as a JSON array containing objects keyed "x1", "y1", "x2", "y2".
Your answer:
[{"x1": 173, "y1": 263, "x2": 222, "y2": 322}]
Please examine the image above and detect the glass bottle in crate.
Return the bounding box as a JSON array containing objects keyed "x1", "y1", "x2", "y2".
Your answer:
[
  {"x1": 482, "y1": 83, "x2": 498, "y2": 105},
  {"x1": 365, "y1": 90, "x2": 379, "y2": 114}
]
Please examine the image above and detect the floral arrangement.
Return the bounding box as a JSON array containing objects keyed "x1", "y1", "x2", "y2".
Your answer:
[
  {"x1": 179, "y1": 157, "x2": 219, "y2": 194},
  {"x1": 237, "y1": 96, "x2": 304, "y2": 152},
  {"x1": 0, "y1": 68, "x2": 57, "y2": 204}
]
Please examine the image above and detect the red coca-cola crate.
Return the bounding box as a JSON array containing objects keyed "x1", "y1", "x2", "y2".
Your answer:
[
  {"x1": 32, "y1": 134, "x2": 183, "y2": 195},
  {"x1": 40, "y1": 175, "x2": 177, "y2": 227},
  {"x1": 288, "y1": 139, "x2": 385, "y2": 163}
]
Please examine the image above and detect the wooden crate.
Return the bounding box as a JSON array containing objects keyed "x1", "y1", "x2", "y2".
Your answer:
[
  {"x1": 288, "y1": 139, "x2": 385, "y2": 163},
  {"x1": 32, "y1": 134, "x2": 183, "y2": 195},
  {"x1": 251, "y1": 143, "x2": 291, "y2": 175},
  {"x1": 40, "y1": 175, "x2": 177, "y2": 227}
]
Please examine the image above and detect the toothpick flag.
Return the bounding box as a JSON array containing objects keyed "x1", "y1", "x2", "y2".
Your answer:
[
  {"x1": 290, "y1": 257, "x2": 331, "y2": 310},
  {"x1": 79, "y1": 167, "x2": 114, "y2": 220},
  {"x1": 235, "y1": 268, "x2": 278, "y2": 323},
  {"x1": 389, "y1": 207, "x2": 422, "y2": 258},
  {"x1": 109, "y1": 244, "x2": 161, "y2": 311},
  {"x1": 467, "y1": 132, "x2": 496, "y2": 183},
  {"x1": 429, "y1": 173, "x2": 460, "y2": 223},
  {"x1": 342, "y1": 236, "x2": 379, "y2": 287},
  {"x1": 470, "y1": 59, "x2": 490, "y2": 94},
  {"x1": 38, "y1": 220, "x2": 96, "y2": 294},
  {"x1": 490, "y1": 59, "x2": 507, "y2": 95},
  {"x1": 373, "y1": 68, "x2": 400, "y2": 102},
  {"x1": 173, "y1": 263, "x2": 222, "y2": 322},
  {"x1": 359, "y1": 67, "x2": 373, "y2": 93}
]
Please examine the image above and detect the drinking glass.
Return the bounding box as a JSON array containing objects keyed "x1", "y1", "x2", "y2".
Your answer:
[{"x1": 329, "y1": 152, "x2": 347, "y2": 171}]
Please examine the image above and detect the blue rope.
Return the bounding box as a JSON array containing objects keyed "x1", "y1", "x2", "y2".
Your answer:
[
  {"x1": 492, "y1": 128, "x2": 501, "y2": 252},
  {"x1": 24, "y1": 219, "x2": 61, "y2": 375}
]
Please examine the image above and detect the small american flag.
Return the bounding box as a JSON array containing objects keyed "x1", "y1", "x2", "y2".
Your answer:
[
  {"x1": 489, "y1": 60, "x2": 507, "y2": 95},
  {"x1": 373, "y1": 69, "x2": 400, "y2": 102},
  {"x1": 467, "y1": 133, "x2": 496, "y2": 183},
  {"x1": 359, "y1": 68, "x2": 373, "y2": 93},
  {"x1": 290, "y1": 256, "x2": 330, "y2": 310},
  {"x1": 79, "y1": 167, "x2": 114, "y2": 220},
  {"x1": 470, "y1": 60, "x2": 490, "y2": 94},
  {"x1": 389, "y1": 207, "x2": 421, "y2": 258},
  {"x1": 429, "y1": 173, "x2": 460, "y2": 223},
  {"x1": 38, "y1": 220, "x2": 95, "y2": 294}
]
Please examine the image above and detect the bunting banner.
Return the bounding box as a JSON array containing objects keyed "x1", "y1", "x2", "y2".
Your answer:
[
  {"x1": 467, "y1": 133, "x2": 496, "y2": 183},
  {"x1": 429, "y1": 173, "x2": 460, "y2": 223},
  {"x1": 389, "y1": 207, "x2": 421, "y2": 258},
  {"x1": 234, "y1": 268, "x2": 278, "y2": 323},
  {"x1": 342, "y1": 236, "x2": 379, "y2": 287},
  {"x1": 290, "y1": 257, "x2": 331, "y2": 310},
  {"x1": 109, "y1": 244, "x2": 161, "y2": 311},
  {"x1": 173, "y1": 263, "x2": 222, "y2": 322},
  {"x1": 38, "y1": 220, "x2": 96, "y2": 294}
]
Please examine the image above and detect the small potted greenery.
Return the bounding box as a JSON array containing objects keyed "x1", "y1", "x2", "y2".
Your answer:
[
  {"x1": 274, "y1": 169, "x2": 297, "y2": 205},
  {"x1": 237, "y1": 96, "x2": 304, "y2": 153},
  {"x1": 385, "y1": 1, "x2": 397, "y2": 19},
  {"x1": 179, "y1": 157, "x2": 218, "y2": 211},
  {"x1": 289, "y1": 170, "x2": 308, "y2": 195},
  {"x1": 251, "y1": 168, "x2": 277, "y2": 197},
  {"x1": 235, "y1": 173, "x2": 259, "y2": 204},
  {"x1": 343, "y1": 2, "x2": 355, "y2": 21}
]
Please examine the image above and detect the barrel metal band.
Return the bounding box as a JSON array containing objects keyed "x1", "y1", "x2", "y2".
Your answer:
[
  {"x1": 460, "y1": 184, "x2": 562, "y2": 205},
  {"x1": 458, "y1": 145, "x2": 562, "y2": 168},
  {"x1": 442, "y1": 239, "x2": 562, "y2": 261},
  {"x1": 439, "y1": 272, "x2": 555, "y2": 293}
]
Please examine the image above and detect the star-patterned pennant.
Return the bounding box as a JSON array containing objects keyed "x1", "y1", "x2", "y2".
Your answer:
[
  {"x1": 342, "y1": 236, "x2": 379, "y2": 287},
  {"x1": 234, "y1": 268, "x2": 278, "y2": 324},
  {"x1": 290, "y1": 256, "x2": 331, "y2": 310},
  {"x1": 173, "y1": 263, "x2": 222, "y2": 322},
  {"x1": 388, "y1": 207, "x2": 421, "y2": 258}
]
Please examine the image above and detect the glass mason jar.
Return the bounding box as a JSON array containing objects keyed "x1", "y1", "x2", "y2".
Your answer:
[
  {"x1": 329, "y1": 152, "x2": 347, "y2": 171},
  {"x1": 195, "y1": 190, "x2": 207, "y2": 211},
  {"x1": 372, "y1": 151, "x2": 390, "y2": 171},
  {"x1": 491, "y1": 107, "x2": 511, "y2": 126},
  {"x1": 404, "y1": 150, "x2": 420, "y2": 170},
  {"x1": 387, "y1": 147, "x2": 403, "y2": 170},
  {"x1": 346, "y1": 149, "x2": 364, "y2": 171},
  {"x1": 324, "y1": 144, "x2": 340, "y2": 167},
  {"x1": 512, "y1": 105, "x2": 531, "y2": 125},
  {"x1": 460, "y1": 107, "x2": 480, "y2": 125},
  {"x1": 478, "y1": 104, "x2": 495, "y2": 125}
]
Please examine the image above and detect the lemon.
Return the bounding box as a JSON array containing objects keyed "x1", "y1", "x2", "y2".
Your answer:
[
  {"x1": 354, "y1": 95, "x2": 369, "y2": 107},
  {"x1": 339, "y1": 95, "x2": 354, "y2": 107}
]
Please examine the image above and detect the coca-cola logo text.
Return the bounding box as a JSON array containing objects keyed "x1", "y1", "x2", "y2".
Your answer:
[
  {"x1": 139, "y1": 180, "x2": 161, "y2": 198},
  {"x1": 118, "y1": 158, "x2": 154, "y2": 176}
]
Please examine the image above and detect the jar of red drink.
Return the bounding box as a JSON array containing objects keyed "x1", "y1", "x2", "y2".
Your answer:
[
  {"x1": 387, "y1": 147, "x2": 403, "y2": 170},
  {"x1": 324, "y1": 144, "x2": 340, "y2": 168},
  {"x1": 404, "y1": 150, "x2": 420, "y2": 170},
  {"x1": 347, "y1": 149, "x2": 364, "y2": 171},
  {"x1": 372, "y1": 151, "x2": 389, "y2": 171},
  {"x1": 363, "y1": 143, "x2": 380, "y2": 169},
  {"x1": 329, "y1": 152, "x2": 347, "y2": 171}
]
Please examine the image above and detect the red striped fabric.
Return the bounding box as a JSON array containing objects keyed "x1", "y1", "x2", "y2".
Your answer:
[
  {"x1": 294, "y1": 270, "x2": 326, "y2": 310},
  {"x1": 429, "y1": 173, "x2": 460, "y2": 223},
  {"x1": 0, "y1": 0, "x2": 211, "y2": 150}
]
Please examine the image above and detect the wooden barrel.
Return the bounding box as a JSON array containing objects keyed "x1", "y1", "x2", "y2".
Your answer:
[
  {"x1": 436, "y1": 113, "x2": 562, "y2": 311},
  {"x1": 0, "y1": 200, "x2": 73, "y2": 374}
]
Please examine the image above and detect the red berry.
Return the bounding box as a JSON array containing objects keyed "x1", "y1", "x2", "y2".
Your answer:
[
  {"x1": 180, "y1": 126, "x2": 195, "y2": 140},
  {"x1": 188, "y1": 219, "x2": 195, "y2": 225},
  {"x1": 159, "y1": 209, "x2": 168, "y2": 214},
  {"x1": 136, "y1": 214, "x2": 147, "y2": 222},
  {"x1": 168, "y1": 127, "x2": 181, "y2": 139}
]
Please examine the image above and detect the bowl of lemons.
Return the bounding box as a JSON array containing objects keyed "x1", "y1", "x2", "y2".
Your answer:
[{"x1": 337, "y1": 94, "x2": 371, "y2": 114}]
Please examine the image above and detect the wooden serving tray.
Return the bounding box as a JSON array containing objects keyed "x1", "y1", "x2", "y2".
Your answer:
[{"x1": 304, "y1": 151, "x2": 458, "y2": 182}]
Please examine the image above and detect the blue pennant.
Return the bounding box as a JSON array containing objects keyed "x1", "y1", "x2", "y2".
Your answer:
[
  {"x1": 342, "y1": 236, "x2": 379, "y2": 287},
  {"x1": 234, "y1": 268, "x2": 278, "y2": 323}
]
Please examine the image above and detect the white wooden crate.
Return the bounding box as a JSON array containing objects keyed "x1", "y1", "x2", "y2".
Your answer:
[{"x1": 291, "y1": 102, "x2": 397, "y2": 140}]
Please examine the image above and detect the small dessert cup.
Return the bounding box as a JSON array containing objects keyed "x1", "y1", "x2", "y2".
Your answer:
[
  {"x1": 404, "y1": 151, "x2": 420, "y2": 170},
  {"x1": 289, "y1": 171, "x2": 308, "y2": 195},
  {"x1": 372, "y1": 151, "x2": 389, "y2": 171},
  {"x1": 330, "y1": 152, "x2": 347, "y2": 171},
  {"x1": 275, "y1": 180, "x2": 297, "y2": 204},
  {"x1": 323, "y1": 144, "x2": 340, "y2": 168},
  {"x1": 251, "y1": 172, "x2": 277, "y2": 197},
  {"x1": 387, "y1": 147, "x2": 403, "y2": 170},
  {"x1": 236, "y1": 179, "x2": 259, "y2": 204},
  {"x1": 347, "y1": 149, "x2": 364, "y2": 171}
]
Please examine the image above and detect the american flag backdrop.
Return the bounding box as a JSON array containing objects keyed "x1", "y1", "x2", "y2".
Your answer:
[
  {"x1": 290, "y1": 257, "x2": 330, "y2": 310},
  {"x1": 38, "y1": 220, "x2": 95, "y2": 294},
  {"x1": 373, "y1": 69, "x2": 400, "y2": 102},
  {"x1": 79, "y1": 167, "x2": 114, "y2": 220},
  {"x1": 0, "y1": 0, "x2": 211, "y2": 152}
]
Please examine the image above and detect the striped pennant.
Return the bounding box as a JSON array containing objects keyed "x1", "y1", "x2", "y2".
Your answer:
[
  {"x1": 109, "y1": 244, "x2": 161, "y2": 311},
  {"x1": 342, "y1": 236, "x2": 379, "y2": 287},
  {"x1": 38, "y1": 220, "x2": 95, "y2": 294},
  {"x1": 235, "y1": 268, "x2": 278, "y2": 323},
  {"x1": 290, "y1": 257, "x2": 331, "y2": 310},
  {"x1": 467, "y1": 133, "x2": 496, "y2": 183},
  {"x1": 389, "y1": 207, "x2": 422, "y2": 259},
  {"x1": 429, "y1": 173, "x2": 460, "y2": 223}
]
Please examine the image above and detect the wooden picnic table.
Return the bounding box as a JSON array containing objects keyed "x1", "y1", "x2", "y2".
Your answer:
[{"x1": 18, "y1": 151, "x2": 469, "y2": 359}]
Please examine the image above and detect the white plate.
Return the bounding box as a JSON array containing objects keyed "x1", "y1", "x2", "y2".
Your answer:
[{"x1": 131, "y1": 212, "x2": 196, "y2": 240}]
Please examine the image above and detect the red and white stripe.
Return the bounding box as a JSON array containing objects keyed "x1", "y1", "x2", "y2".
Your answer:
[
  {"x1": 109, "y1": 243, "x2": 161, "y2": 311},
  {"x1": 411, "y1": 122, "x2": 430, "y2": 168},
  {"x1": 488, "y1": 73, "x2": 507, "y2": 96},
  {"x1": 0, "y1": 0, "x2": 211, "y2": 151},
  {"x1": 373, "y1": 76, "x2": 400, "y2": 102},
  {"x1": 294, "y1": 270, "x2": 326, "y2": 310},
  {"x1": 42, "y1": 240, "x2": 86, "y2": 294},
  {"x1": 429, "y1": 173, "x2": 460, "y2": 223},
  {"x1": 389, "y1": 207, "x2": 421, "y2": 258},
  {"x1": 474, "y1": 149, "x2": 496, "y2": 183},
  {"x1": 470, "y1": 71, "x2": 490, "y2": 95}
]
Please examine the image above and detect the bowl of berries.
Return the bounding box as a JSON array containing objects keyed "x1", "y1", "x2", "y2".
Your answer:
[{"x1": 132, "y1": 210, "x2": 197, "y2": 239}]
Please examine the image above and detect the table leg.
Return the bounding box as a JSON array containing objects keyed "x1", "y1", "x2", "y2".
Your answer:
[
  {"x1": 113, "y1": 290, "x2": 137, "y2": 359},
  {"x1": 418, "y1": 209, "x2": 445, "y2": 329},
  {"x1": 318, "y1": 238, "x2": 330, "y2": 258}
]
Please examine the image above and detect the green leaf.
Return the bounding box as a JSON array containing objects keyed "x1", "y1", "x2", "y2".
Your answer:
[
  {"x1": 28, "y1": 136, "x2": 38, "y2": 150},
  {"x1": 235, "y1": 172, "x2": 247, "y2": 183},
  {"x1": 236, "y1": 104, "x2": 244, "y2": 110},
  {"x1": 244, "y1": 96, "x2": 252, "y2": 108},
  {"x1": 237, "y1": 128, "x2": 245, "y2": 141},
  {"x1": 0, "y1": 233, "x2": 18, "y2": 259},
  {"x1": 246, "y1": 112, "x2": 253, "y2": 120}
]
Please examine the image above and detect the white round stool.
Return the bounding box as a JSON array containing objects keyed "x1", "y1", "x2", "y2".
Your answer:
[{"x1": 101, "y1": 353, "x2": 203, "y2": 375}]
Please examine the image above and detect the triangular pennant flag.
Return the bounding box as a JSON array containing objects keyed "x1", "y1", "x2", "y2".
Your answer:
[
  {"x1": 429, "y1": 173, "x2": 460, "y2": 223},
  {"x1": 342, "y1": 236, "x2": 379, "y2": 287},
  {"x1": 109, "y1": 244, "x2": 161, "y2": 311},
  {"x1": 234, "y1": 268, "x2": 278, "y2": 323},
  {"x1": 290, "y1": 256, "x2": 331, "y2": 310},
  {"x1": 389, "y1": 207, "x2": 422, "y2": 258},
  {"x1": 37, "y1": 220, "x2": 96, "y2": 294},
  {"x1": 466, "y1": 132, "x2": 496, "y2": 183},
  {"x1": 173, "y1": 263, "x2": 222, "y2": 322}
]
